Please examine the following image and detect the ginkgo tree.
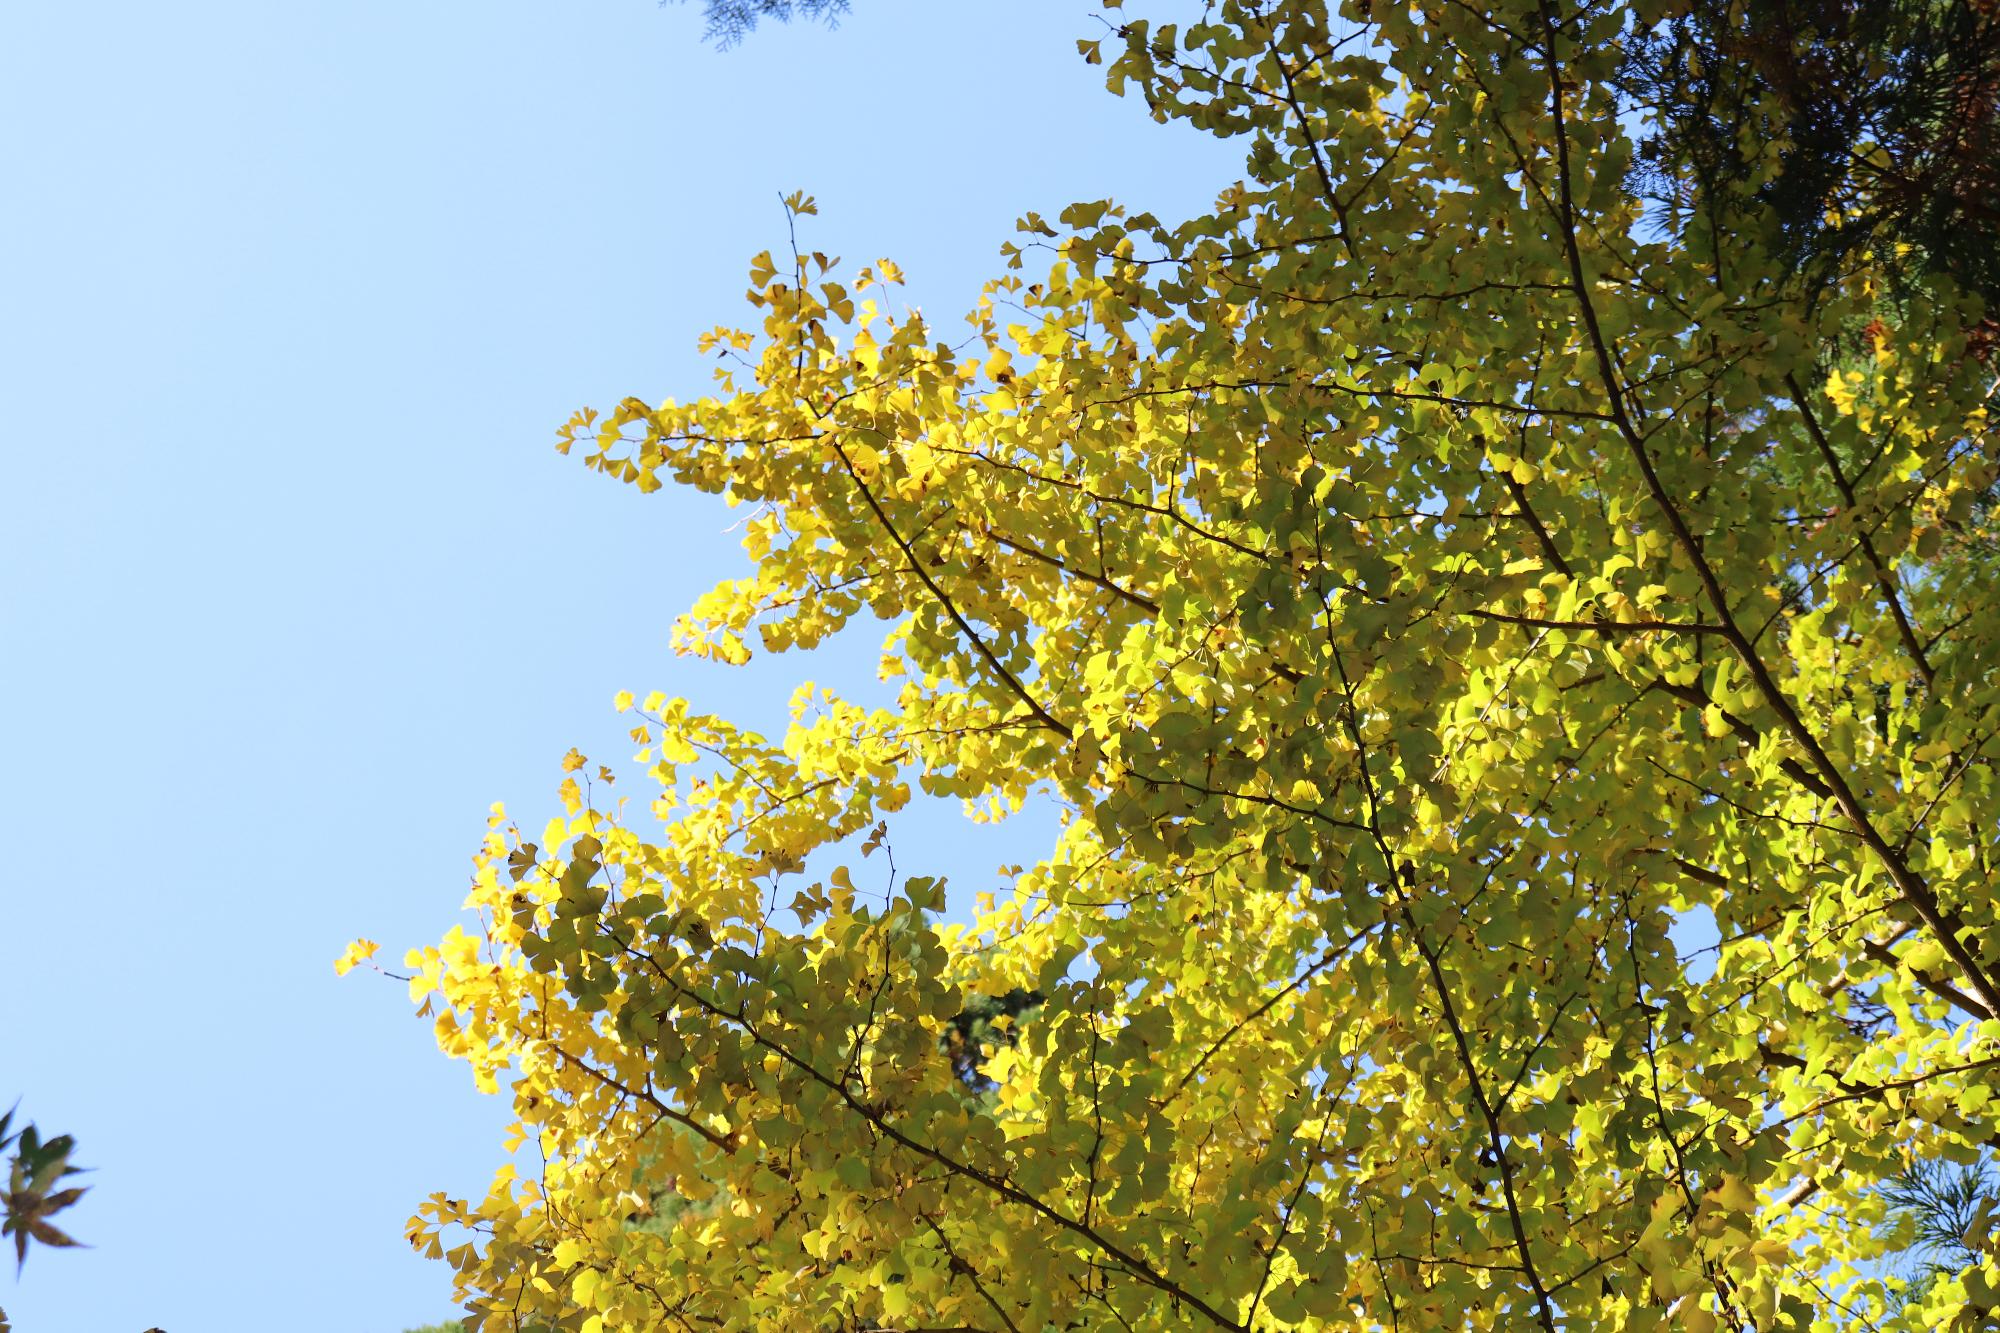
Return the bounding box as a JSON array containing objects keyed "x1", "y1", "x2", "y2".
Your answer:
[{"x1": 360, "y1": 0, "x2": 2000, "y2": 1328}]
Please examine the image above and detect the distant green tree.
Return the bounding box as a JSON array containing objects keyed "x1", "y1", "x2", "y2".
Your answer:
[
  {"x1": 1876, "y1": 1158, "x2": 2000, "y2": 1312},
  {"x1": 661, "y1": 0, "x2": 849, "y2": 48},
  {"x1": 938, "y1": 988, "x2": 1042, "y2": 1092}
]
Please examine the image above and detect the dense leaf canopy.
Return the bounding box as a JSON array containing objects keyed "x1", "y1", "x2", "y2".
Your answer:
[{"x1": 375, "y1": 1, "x2": 2000, "y2": 1328}]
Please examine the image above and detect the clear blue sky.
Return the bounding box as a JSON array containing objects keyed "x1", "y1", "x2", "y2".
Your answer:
[{"x1": 0, "y1": 3, "x2": 1237, "y2": 1329}]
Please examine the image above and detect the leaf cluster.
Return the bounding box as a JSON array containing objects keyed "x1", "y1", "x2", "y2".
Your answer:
[{"x1": 0, "y1": 1106, "x2": 85, "y2": 1272}]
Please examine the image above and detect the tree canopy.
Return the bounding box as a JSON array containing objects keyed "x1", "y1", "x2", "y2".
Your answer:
[{"x1": 370, "y1": 1, "x2": 2000, "y2": 1328}]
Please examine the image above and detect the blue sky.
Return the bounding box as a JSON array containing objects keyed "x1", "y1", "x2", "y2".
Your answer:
[{"x1": 0, "y1": 3, "x2": 1238, "y2": 1328}]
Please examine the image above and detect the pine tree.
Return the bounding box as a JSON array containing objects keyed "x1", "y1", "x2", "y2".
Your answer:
[
  {"x1": 660, "y1": 0, "x2": 849, "y2": 48},
  {"x1": 1620, "y1": 0, "x2": 2000, "y2": 310}
]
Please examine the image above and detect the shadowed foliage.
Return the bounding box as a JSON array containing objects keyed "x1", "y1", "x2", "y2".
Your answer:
[{"x1": 1619, "y1": 0, "x2": 2000, "y2": 309}]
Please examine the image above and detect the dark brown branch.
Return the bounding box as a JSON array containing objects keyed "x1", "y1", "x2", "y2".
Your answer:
[
  {"x1": 1501, "y1": 471, "x2": 1576, "y2": 578},
  {"x1": 1164, "y1": 924, "x2": 1382, "y2": 1106},
  {"x1": 1409, "y1": 929, "x2": 1561, "y2": 1333},
  {"x1": 1123, "y1": 768, "x2": 1373, "y2": 835},
  {"x1": 1461, "y1": 607, "x2": 1728, "y2": 637},
  {"x1": 923, "y1": 1214, "x2": 1022, "y2": 1333},
  {"x1": 830, "y1": 439, "x2": 1072, "y2": 740},
  {"x1": 1784, "y1": 371, "x2": 1935, "y2": 686},
  {"x1": 1858, "y1": 938, "x2": 1990, "y2": 1016},
  {"x1": 1641, "y1": 676, "x2": 1835, "y2": 801},
  {"x1": 1759, "y1": 1048, "x2": 2000, "y2": 1140},
  {"x1": 658, "y1": 975, "x2": 1244, "y2": 1331},
  {"x1": 985, "y1": 529, "x2": 1160, "y2": 614},
  {"x1": 559, "y1": 1055, "x2": 738, "y2": 1153},
  {"x1": 1308, "y1": 504, "x2": 1562, "y2": 1332}
]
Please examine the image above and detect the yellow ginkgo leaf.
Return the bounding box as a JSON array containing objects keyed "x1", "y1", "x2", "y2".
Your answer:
[{"x1": 333, "y1": 938, "x2": 379, "y2": 977}]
